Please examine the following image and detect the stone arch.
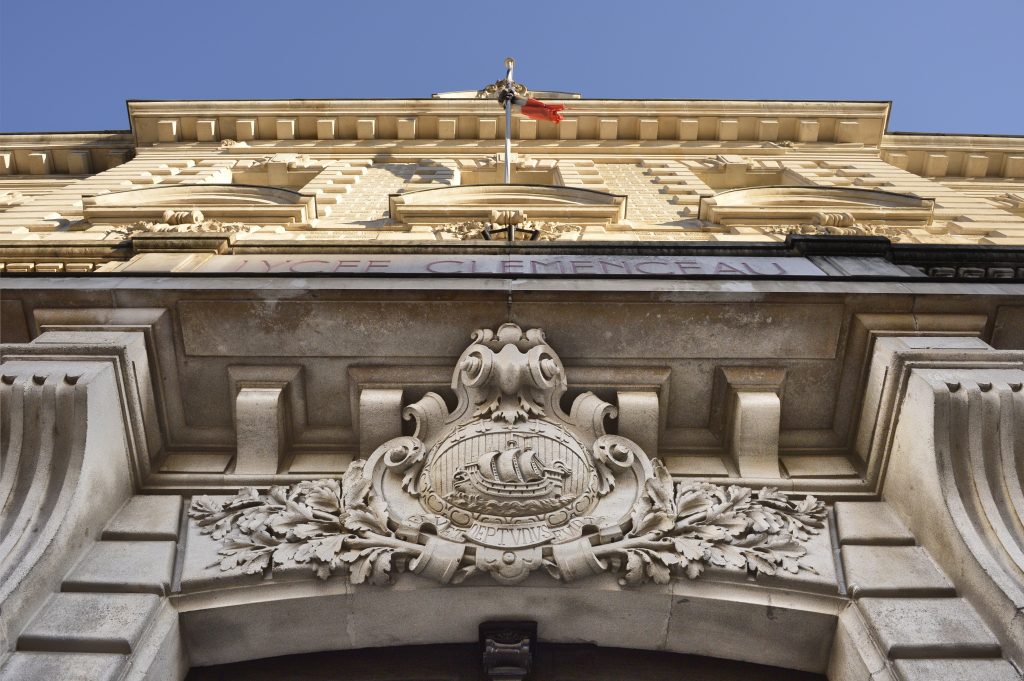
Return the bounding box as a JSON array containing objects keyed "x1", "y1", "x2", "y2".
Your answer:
[
  {"x1": 173, "y1": 577, "x2": 840, "y2": 673},
  {"x1": 82, "y1": 184, "x2": 318, "y2": 226}
]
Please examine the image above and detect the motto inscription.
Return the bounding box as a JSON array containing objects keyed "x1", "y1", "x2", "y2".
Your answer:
[{"x1": 191, "y1": 324, "x2": 826, "y2": 585}]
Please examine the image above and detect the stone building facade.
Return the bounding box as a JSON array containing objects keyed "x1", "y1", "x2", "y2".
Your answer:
[{"x1": 2, "y1": 93, "x2": 1024, "y2": 680}]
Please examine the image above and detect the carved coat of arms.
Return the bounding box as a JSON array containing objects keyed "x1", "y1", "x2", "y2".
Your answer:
[{"x1": 192, "y1": 324, "x2": 826, "y2": 585}]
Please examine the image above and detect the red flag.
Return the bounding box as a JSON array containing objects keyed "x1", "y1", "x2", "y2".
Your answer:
[{"x1": 514, "y1": 97, "x2": 566, "y2": 123}]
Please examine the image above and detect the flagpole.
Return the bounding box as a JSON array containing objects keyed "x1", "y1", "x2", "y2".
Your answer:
[
  {"x1": 503, "y1": 57, "x2": 514, "y2": 185},
  {"x1": 504, "y1": 97, "x2": 512, "y2": 185}
]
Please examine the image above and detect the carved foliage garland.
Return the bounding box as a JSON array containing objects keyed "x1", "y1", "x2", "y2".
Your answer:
[
  {"x1": 191, "y1": 324, "x2": 827, "y2": 586},
  {"x1": 587, "y1": 464, "x2": 826, "y2": 585},
  {"x1": 105, "y1": 209, "x2": 257, "y2": 238},
  {"x1": 191, "y1": 465, "x2": 424, "y2": 585}
]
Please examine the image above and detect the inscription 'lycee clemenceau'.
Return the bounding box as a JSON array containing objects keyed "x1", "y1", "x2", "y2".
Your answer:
[{"x1": 194, "y1": 254, "x2": 824, "y2": 277}]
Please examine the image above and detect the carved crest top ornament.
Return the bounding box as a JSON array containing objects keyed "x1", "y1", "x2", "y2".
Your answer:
[{"x1": 191, "y1": 324, "x2": 827, "y2": 585}]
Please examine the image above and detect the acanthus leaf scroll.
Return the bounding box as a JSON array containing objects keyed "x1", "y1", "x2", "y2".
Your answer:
[{"x1": 191, "y1": 323, "x2": 827, "y2": 586}]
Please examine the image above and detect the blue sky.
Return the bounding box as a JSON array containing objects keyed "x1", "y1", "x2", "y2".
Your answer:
[{"x1": 1, "y1": 0, "x2": 1021, "y2": 135}]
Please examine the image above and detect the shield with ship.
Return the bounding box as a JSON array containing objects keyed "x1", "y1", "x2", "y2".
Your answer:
[{"x1": 418, "y1": 419, "x2": 600, "y2": 533}]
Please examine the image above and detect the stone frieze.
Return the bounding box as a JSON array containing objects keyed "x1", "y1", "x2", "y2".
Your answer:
[{"x1": 191, "y1": 323, "x2": 826, "y2": 585}]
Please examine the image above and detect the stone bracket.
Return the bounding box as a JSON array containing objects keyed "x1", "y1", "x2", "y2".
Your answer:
[
  {"x1": 710, "y1": 366, "x2": 787, "y2": 478},
  {"x1": 358, "y1": 388, "x2": 404, "y2": 458},
  {"x1": 227, "y1": 365, "x2": 305, "y2": 474},
  {"x1": 617, "y1": 390, "x2": 660, "y2": 457}
]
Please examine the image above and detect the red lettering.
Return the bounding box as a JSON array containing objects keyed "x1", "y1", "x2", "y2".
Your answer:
[
  {"x1": 674, "y1": 259, "x2": 703, "y2": 274},
  {"x1": 598, "y1": 260, "x2": 629, "y2": 274},
  {"x1": 529, "y1": 260, "x2": 564, "y2": 274},
  {"x1": 426, "y1": 260, "x2": 463, "y2": 273},
  {"x1": 634, "y1": 261, "x2": 672, "y2": 274},
  {"x1": 713, "y1": 262, "x2": 744, "y2": 275},
  {"x1": 288, "y1": 260, "x2": 331, "y2": 273},
  {"x1": 741, "y1": 261, "x2": 787, "y2": 275}
]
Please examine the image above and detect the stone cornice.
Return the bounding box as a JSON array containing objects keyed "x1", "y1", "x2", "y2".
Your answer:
[
  {"x1": 0, "y1": 132, "x2": 135, "y2": 176},
  {"x1": 125, "y1": 99, "x2": 891, "y2": 147},
  {"x1": 881, "y1": 133, "x2": 1024, "y2": 179}
]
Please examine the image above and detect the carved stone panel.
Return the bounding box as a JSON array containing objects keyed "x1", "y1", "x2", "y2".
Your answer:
[{"x1": 191, "y1": 324, "x2": 827, "y2": 585}]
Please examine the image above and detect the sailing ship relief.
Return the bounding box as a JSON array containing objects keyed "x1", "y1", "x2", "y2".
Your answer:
[{"x1": 445, "y1": 434, "x2": 574, "y2": 517}]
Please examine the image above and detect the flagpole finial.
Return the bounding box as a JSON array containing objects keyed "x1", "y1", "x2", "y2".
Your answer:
[{"x1": 505, "y1": 57, "x2": 515, "y2": 69}]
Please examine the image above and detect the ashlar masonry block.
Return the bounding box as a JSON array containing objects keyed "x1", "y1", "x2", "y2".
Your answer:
[
  {"x1": 797, "y1": 119, "x2": 820, "y2": 142},
  {"x1": 102, "y1": 495, "x2": 183, "y2": 541},
  {"x1": 858, "y1": 598, "x2": 1001, "y2": 659},
  {"x1": 0, "y1": 652, "x2": 126, "y2": 681},
  {"x1": 558, "y1": 119, "x2": 578, "y2": 140},
  {"x1": 717, "y1": 119, "x2": 739, "y2": 141},
  {"x1": 276, "y1": 118, "x2": 296, "y2": 140},
  {"x1": 1004, "y1": 155, "x2": 1024, "y2": 177},
  {"x1": 757, "y1": 119, "x2": 779, "y2": 142},
  {"x1": 834, "y1": 502, "x2": 915, "y2": 545},
  {"x1": 156, "y1": 119, "x2": 179, "y2": 143},
  {"x1": 964, "y1": 154, "x2": 990, "y2": 177},
  {"x1": 27, "y1": 152, "x2": 53, "y2": 175},
  {"x1": 356, "y1": 118, "x2": 376, "y2": 140},
  {"x1": 886, "y1": 152, "x2": 910, "y2": 169},
  {"x1": 893, "y1": 659, "x2": 1023, "y2": 681},
  {"x1": 519, "y1": 119, "x2": 537, "y2": 140},
  {"x1": 63, "y1": 541, "x2": 176, "y2": 596},
  {"x1": 18, "y1": 592, "x2": 161, "y2": 654},
  {"x1": 437, "y1": 118, "x2": 457, "y2": 140},
  {"x1": 923, "y1": 153, "x2": 949, "y2": 177},
  {"x1": 316, "y1": 118, "x2": 336, "y2": 140},
  {"x1": 234, "y1": 119, "x2": 257, "y2": 141},
  {"x1": 396, "y1": 117, "x2": 417, "y2": 140},
  {"x1": 638, "y1": 118, "x2": 659, "y2": 140},
  {"x1": 107, "y1": 149, "x2": 132, "y2": 167},
  {"x1": 677, "y1": 118, "x2": 699, "y2": 141},
  {"x1": 66, "y1": 150, "x2": 92, "y2": 175},
  {"x1": 478, "y1": 118, "x2": 498, "y2": 139},
  {"x1": 842, "y1": 545, "x2": 955, "y2": 597},
  {"x1": 196, "y1": 119, "x2": 218, "y2": 142},
  {"x1": 835, "y1": 120, "x2": 860, "y2": 143}
]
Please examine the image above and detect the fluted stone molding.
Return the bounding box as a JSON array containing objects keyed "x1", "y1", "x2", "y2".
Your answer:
[
  {"x1": 0, "y1": 332, "x2": 160, "y2": 667},
  {"x1": 872, "y1": 340, "x2": 1024, "y2": 667}
]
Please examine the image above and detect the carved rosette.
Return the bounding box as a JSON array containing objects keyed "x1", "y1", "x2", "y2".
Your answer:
[{"x1": 191, "y1": 323, "x2": 827, "y2": 585}]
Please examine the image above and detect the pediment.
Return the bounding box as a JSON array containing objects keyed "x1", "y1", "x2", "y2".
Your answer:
[
  {"x1": 698, "y1": 186, "x2": 934, "y2": 226},
  {"x1": 82, "y1": 184, "x2": 317, "y2": 225},
  {"x1": 389, "y1": 184, "x2": 627, "y2": 226}
]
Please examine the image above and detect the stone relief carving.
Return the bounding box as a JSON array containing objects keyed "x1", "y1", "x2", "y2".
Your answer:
[
  {"x1": 106, "y1": 209, "x2": 258, "y2": 238},
  {"x1": 763, "y1": 211, "x2": 910, "y2": 240},
  {"x1": 992, "y1": 192, "x2": 1024, "y2": 214},
  {"x1": 191, "y1": 324, "x2": 826, "y2": 585},
  {"x1": 435, "y1": 210, "x2": 582, "y2": 241},
  {"x1": 477, "y1": 80, "x2": 528, "y2": 99}
]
